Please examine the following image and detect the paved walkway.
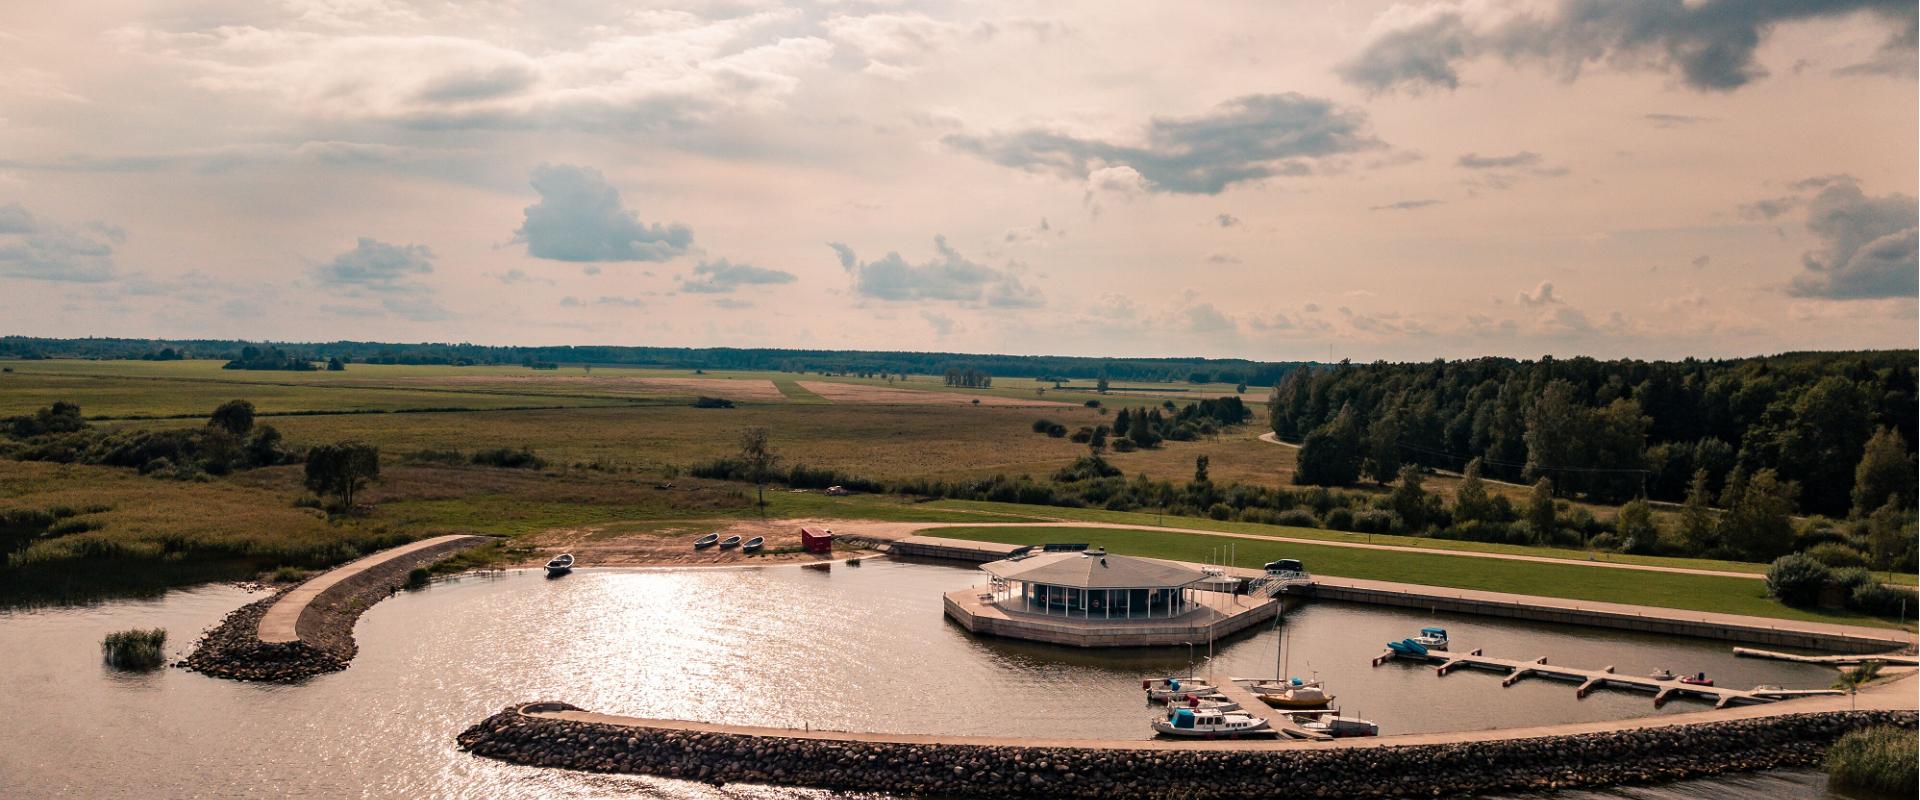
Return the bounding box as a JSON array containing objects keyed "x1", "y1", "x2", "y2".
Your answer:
[
  {"x1": 257, "y1": 534, "x2": 479, "y2": 643},
  {"x1": 521, "y1": 670, "x2": 1916, "y2": 751}
]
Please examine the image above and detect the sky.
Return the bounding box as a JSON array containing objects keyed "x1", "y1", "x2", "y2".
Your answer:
[{"x1": 0, "y1": 0, "x2": 1914, "y2": 362}]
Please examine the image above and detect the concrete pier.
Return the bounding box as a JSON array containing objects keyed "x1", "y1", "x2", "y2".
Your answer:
[
  {"x1": 1208, "y1": 679, "x2": 1330, "y2": 740},
  {"x1": 1376, "y1": 647, "x2": 1847, "y2": 708},
  {"x1": 889, "y1": 535, "x2": 1028, "y2": 563}
]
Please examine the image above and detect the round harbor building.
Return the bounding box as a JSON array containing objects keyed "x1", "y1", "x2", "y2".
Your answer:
[{"x1": 942, "y1": 547, "x2": 1280, "y2": 647}]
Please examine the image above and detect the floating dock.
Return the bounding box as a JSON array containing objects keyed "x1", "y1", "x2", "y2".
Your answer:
[
  {"x1": 1373, "y1": 647, "x2": 1845, "y2": 708},
  {"x1": 1206, "y1": 679, "x2": 1330, "y2": 740}
]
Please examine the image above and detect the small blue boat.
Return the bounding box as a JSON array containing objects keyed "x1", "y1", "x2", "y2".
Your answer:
[{"x1": 1385, "y1": 638, "x2": 1429, "y2": 657}]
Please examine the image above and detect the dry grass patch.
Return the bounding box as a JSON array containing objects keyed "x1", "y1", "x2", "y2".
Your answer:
[{"x1": 797, "y1": 381, "x2": 1073, "y2": 407}]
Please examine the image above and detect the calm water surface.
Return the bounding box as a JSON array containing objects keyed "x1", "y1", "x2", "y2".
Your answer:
[{"x1": 0, "y1": 559, "x2": 1855, "y2": 798}]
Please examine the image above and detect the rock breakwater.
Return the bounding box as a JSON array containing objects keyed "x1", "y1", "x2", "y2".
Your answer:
[
  {"x1": 185, "y1": 535, "x2": 488, "y2": 681},
  {"x1": 458, "y1": 703, "x2": 1915, "y2": 798}
]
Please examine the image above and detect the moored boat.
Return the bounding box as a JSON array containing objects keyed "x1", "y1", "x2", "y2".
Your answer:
[
  {"x1": 742, "y1": 536, "x2": 765, "y2": 553},
  {"x1": 693, "y1": 533, "x2": 719, "y2": 549},
  {"x1": 1678, "y1": 672, "x2": 1714, "y2": 687},
  {"x1": 718, "y1": 535, "x2": 742, "y2": 549},
  {"x1": 1257, "y1": 677, "x2": 1334, "y2": 709},
  {"x1": 544, "y1": 553, "x2": 574, "y2": 576},
  {"x1": 1143, "y1": 677, "x2": 1217, "y2": 702},
  {"x1": 1411, "y1": 627, "x2": 1449, "y2": 650},
  {"x1": 1650, "y1": 668, "x2": 1677, "y2": 681},
  {"x1": 1298, "y1": 712, "x2": 1378, "y2": 738},
  {"x1": 1150, "y1": 706, "x2": 1275, "y2": 739}
]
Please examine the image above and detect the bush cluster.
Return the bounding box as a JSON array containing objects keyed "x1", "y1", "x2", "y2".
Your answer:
[{"x1": 102, "y1": 628, "x2": 167, "y2": 670}]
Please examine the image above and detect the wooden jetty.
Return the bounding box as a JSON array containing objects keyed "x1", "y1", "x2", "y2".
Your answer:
[
  {"x1": 1373, "y1": 648, "x2": 1844, "y2": 709},
  {"x1": 1209, "y1": 679, "x2": 1331, "y2": 740},
  {"x1": 1732, "y1": 647, "x2": 1919, "y2": 666}
]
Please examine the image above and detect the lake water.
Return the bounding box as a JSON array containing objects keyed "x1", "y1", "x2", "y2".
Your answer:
[{"x1": 0, "y1": 558, "x2": 1853, "y2": 799}]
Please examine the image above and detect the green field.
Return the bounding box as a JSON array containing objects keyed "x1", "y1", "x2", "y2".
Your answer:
[
  {"x1": 2, "y1": 357, "x2": 1908, "y2": 625},
  {"x1": 918, "y1": 525, "x2": 1908, "y2": 629}
]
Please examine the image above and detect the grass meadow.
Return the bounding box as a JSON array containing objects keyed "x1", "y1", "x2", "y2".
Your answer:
[{"x1": 3, "y1": 357, "x2": 1902, "y2": 625}]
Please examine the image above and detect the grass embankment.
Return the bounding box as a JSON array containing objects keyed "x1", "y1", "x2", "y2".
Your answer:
[
  {"x1": 917, "y1": 525, "x2": 1911, "y2": 629},
  {"x1": 922, "y1": 499, "x2": 1920, "y2": 585},
  {"x1": 102, "y1": 628, "x2": 167, "y2": 670},
  {"x1": 1825, "y1": 726, "x2": 1918, "y2": 797}
]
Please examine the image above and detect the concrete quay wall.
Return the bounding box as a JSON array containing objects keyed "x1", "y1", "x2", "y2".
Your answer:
[{"x1": 1303, "y1": 579, "x2": 1913, "y2": 655}]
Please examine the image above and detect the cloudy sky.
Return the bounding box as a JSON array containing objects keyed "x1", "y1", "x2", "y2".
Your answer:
[{"x1": 0, "y1": 0, "x2": 1914, "y2": 361}]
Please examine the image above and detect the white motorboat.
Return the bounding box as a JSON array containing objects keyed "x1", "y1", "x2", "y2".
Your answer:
[
  {"x1": 1143, "y1": 677, "x2": 1217, "y2": 702},
  {"x1": 1167, "y1": 694, "x2": 1243, "y2": 712},
  {"x1": 1151, "y1": 706, "x2": 1275, "y2": 739},
  {"x1": 544, "y1": 553, "x2": 574, "y2": 576},
  {"x1": 1298, "y1": 712, "x2": 1378, "y2": 738},
  {"x1": 1411, "y1": 627, "x2": 1449, "y2": 651}
]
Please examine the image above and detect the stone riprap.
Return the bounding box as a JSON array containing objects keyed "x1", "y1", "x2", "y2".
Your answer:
[
  {"x1": 457, "y1": 702, "x2": 1915, "y2": 798},
  {"x1": 185, "y1": 535, "x2": 489, "y2": 681}
]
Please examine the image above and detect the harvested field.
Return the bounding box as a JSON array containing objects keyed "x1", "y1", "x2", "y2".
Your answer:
[
  {"x1": 406, "y1": 375, "x2": 786, "y2": 401},
  {"x1": 798, "y1": 381, "x2": 1073, "y2": 407}
]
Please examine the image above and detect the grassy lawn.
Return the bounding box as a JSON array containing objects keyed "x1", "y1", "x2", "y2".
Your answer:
[
  {"x1": 921, "y1": 499, "x2": 1920, "y2": 583},
  {"x1": 919, "y1": 525, "x2": 1912, "y2": 630}
]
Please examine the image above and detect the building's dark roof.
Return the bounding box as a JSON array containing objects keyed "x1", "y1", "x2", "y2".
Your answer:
[{"x1": 982, "y1": 551, "x2": 1204, "y2": 589}]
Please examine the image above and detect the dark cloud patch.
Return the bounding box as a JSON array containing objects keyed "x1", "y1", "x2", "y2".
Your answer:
[
  {"x1": 944, "y1": 93, "x2": 1384, "y2": 194},
  {"x1": 1786, "y1": 180, "x2": 1918, "y2": 300},
  {"x1": 1644, "y1": 113, "x2": 1711, "y2": 128},
  {"x1": 0, "y1": 203, "x2": 122, "y2": 282},
  {"x1": 680, "y1": 259, "x2": 796, "y2": 293},
  {"x1": 312, "y1": 237, "x2": 447, "y2": 320},
  {"x1": 1339, "y1": 0, "x2": 1917, "y2": 93},
  {"x1": 1370, "y1": 199, "x2": 1444, "y2": 211},
  {"x1": 515, "y1": 164, "x2": 692, "y2": 263},
  {"x1": 313, "y1": 237, "x2": 434, "y2": 291},
  {"x1": 1458, "y1": 151, "x2": 1540, "y2": 169},
  {"x1": 835, "y1": 236, "x2": 1043, "y2": 308}
]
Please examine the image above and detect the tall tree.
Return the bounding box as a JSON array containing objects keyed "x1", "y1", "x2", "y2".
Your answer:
[
  {"x1": 737, "y1": 427, "x2": 781, "y2": 509},
  {"x1": 1523, "y1": 380, "x2": 1583, "y2": 494},
  {"x1": 1718, "y1": 469, "x2": 1798, "y2": 561},
  {"x1": 1526, "y1": 477, "x2": 1557, "y2": 543},
  {"x1": 1452, "y1": 457, "x2": 1494, "y2": 524},
  {"x1": 1389, "y1": 465, "x2": 1430, "y2": 532},
  {"x1": 1615, "y1": 497, "x2": 1658, "y2": 554},
  {"x1": 303, "y1": 442, "x2": 380, "y2": 509},
  {"x1": 1364, "y1": 405, "x2": 1404, "y2": 483},
  {"x1": 1773, "y1": 376, "x2": 1871, "y2": 516},
  {"x1": 1294, "y1": 404, "x2": 1362, "y2": 486},
  {"x1": 1851, "y1": 426, "x2": 1916, "y2": 517},
  {"x1": 1677, "y1": 469, "x2": 1719, "y2": 554},
  {"x1": 1192, "y1": 455, "x2": 1210, "y2": 484}
]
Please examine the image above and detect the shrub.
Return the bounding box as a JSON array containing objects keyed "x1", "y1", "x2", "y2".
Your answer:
[
  {"x1": 1352, "y1": 509, "x2": 1401, "y2": 534},
  {"x1": 1804, "y1": 541, "x2": 1868, "y2": 569},
  {"x1": 403, "y1": 448, "x2": 466, "y2": 465},
  {"x1": 1825, "y1": 726, "x2": 1917, "y2": 797},
  {"x1": 405, "y1": 566, "x2": 432, "y2": 590},
  {"x1": 1849, "y1": 582, "x2": 1911, "y2": 617},
  {"x1": 270, "y1": 565, "x2": 308, "y2": 583},
  {"x1": 1323, "y1": 507, "x2": 1355, "y2": 531},
  {"x1": 102, "y1": 628, "x2": 167, "y2": 670},
  {"x1": 1069, "y1": 427, "x2": 1093, "y2": 443},
  {"x1": 1829, "y1": 567, "x2": 1874, "y2": 594},
  {"x1": 1031, "y1": 419, "x2": 1054, "y2": 433},
  {"x1": 1045, "y1": 423, "x2": 1068, "y2": 438},
  {"x1": 1274, "y1": 509, "x2": 1318, "y2": 528},
  {"x1": 1110, "y1": 440, "x2": 1136, "y2": 453},
  {"x1": 1765, "y1": 553, "x2": 1832, "y2": 607},
  {"x1": 470, "y1": 447, "x2": 547, "y2": 470},
  {"x1": 1207, "y1": 502, "x2": 1232, "y2": 520},
  {"x1": 692, "y1": 396, "x2": 734, "y2": 409}
]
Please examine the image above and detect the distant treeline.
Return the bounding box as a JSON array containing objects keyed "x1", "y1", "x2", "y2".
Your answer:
[
  {"x1": 0, "y1": 336, "x2": 1301, "y2": 384},
  {"x1": 1271, "y1": 352, "x2": 1919, "y2": 517}
]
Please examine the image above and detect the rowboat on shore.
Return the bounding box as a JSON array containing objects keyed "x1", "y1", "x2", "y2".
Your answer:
[
  {"x1": 693, "y1": 533, "x2": 719, "y2": 549},
  {"x1": 742, "y1": 536, "x2": 765, "y2": 553},
  {"x1": 718, "y1": 535, "x2": 742, "y2": 549},
  {"x1": 545, "y1": 553, "x2": 574, "y2": 576}
]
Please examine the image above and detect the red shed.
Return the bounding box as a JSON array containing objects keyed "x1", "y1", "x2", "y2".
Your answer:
[{"x1": 800, "y1": 527, "x2": 834, "y2": 554}]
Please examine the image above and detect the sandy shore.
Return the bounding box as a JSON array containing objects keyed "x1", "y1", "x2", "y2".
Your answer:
[{"x1": 511, "y1": 517, "x2": 914, "y2": 568}]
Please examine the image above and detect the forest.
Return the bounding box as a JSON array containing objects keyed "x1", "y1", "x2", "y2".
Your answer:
[{"x1": 1270, "y1": 352, "x2": 1918, "y2": 518}]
